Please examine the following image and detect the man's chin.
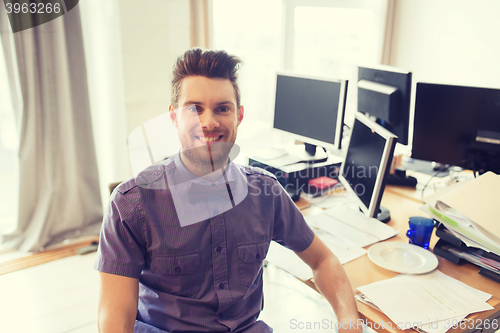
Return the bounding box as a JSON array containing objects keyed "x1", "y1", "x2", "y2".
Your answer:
[
  {"x1": 183, "y1": 149, "x2": 229, "y2": 169},
  {"x1": 185, "y1": 142, "x2": 232, "y2": 160}
]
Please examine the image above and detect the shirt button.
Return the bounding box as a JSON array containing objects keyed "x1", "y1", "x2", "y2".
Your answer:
[
  {"x1": 219, "y1": 283, "x2": 224, "y2": 289},
  {"x1": 175, "y1": 266, "x2": 181, "y2": 273},
  {"x1": 216, "y1": 246, "x2": 222, "y2": 252},
  {"x1": 218, "y1": 313, "x2": 224, "y2": 319},
  {"x1": 256, "y1": 253, "x2": 261, "y2": 259}
]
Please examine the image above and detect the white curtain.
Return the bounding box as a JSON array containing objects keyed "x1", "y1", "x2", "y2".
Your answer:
[
  {"x1": 190, "y1": 0, "x2": 213, "y2": 48},
  {"x1": 0, "y1": 5, "x2": 103, "y2": 252}
]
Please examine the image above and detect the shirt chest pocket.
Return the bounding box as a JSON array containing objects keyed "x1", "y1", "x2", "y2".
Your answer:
[
  {"x1": 151, "y1": 251, "x2": 202, "y2": 297},
  {"x1": 237, "y1": 241, "x2": 270, "y2": 288}
]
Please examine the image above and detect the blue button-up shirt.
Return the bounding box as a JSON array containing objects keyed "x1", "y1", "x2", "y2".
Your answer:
[{"x1": 94, "y1": 154, "x2": 315, "y2": 332}]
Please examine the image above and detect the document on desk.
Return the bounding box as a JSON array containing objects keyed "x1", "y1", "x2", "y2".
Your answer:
[
  {"x1": 421, "y1": 204, "x2": 500, "y2": 256},
  {"x1": 315, "y1": 229, "x2": 367, "y2": 264},
  {"x1": 423, "y1": 171, "x2": 500, "y2": 256},
  {"x1": 266, "y1": 232, "x2": 367, "y2": 281},
  {"x1": 305, "y1": 207, "x2": 398, "y2": 248},
  {"x1": 357, "y1": 270, "x2": 493, "y2": 329},
  {"x1": 306, "y1": 193, "x2": 359, "y2": 210},
  {"x1": 356, "y1": 294, "x2": 466, "y2": 333}
]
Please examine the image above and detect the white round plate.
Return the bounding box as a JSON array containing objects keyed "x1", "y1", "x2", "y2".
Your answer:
[{"x1": 368, "y1": 242, "x2": 438, "y2": 274}]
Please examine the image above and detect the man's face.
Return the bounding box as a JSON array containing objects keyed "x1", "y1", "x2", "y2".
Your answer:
[{"x1": 169, "y1": 76, "x2": 244, "y2": 170}]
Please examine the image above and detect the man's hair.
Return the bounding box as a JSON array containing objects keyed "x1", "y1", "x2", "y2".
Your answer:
[{"x1": 171, "y1": 48, "x2": 242, "y2": 109}]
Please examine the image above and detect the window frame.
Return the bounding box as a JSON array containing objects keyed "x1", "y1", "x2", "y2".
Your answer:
[{"x1": 281, "y1": 0, "x2": 391, "y2": 70}]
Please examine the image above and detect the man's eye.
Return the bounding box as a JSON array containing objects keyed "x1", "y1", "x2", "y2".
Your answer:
[
  {"x1": 218, "y1": 106, "x2": 230, "y2": 112},
  {"x1": 187, "y1": 105, "x2": 200, "y2": 113}
]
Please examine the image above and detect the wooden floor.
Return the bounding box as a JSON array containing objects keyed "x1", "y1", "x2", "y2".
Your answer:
[{"x1": 0, "y1": 252, "x2": 348, "y2": 333}]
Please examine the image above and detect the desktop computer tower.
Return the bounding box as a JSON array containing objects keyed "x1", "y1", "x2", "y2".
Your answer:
[{"x1": 248, "y1": 156, "x2": 341, "y2": 195}]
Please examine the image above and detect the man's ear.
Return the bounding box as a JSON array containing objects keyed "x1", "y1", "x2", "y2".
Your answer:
[
  {"x1": 237, "y1": 105, "x2": 244, "y2": 126},
  {"x1": 169, "y1": 105, "x2": 178, "y2": 128}
]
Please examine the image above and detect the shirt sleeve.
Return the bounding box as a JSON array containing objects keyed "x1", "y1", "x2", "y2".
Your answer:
[
  {"x1": 93, "y1": 189, "x2": 146, "y2": 279},
  {"x1": 271, "y1": 180, "x2": 315, "y2": 253}
]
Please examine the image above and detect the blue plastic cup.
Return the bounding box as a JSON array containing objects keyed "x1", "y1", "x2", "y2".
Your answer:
[{"x1": 406, "y1": 217, "x2": 435, "y2": 249}]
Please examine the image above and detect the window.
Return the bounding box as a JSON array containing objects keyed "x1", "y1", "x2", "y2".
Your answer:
[
  {"x1": 284, "y1": 0, "x2": 389, "y2": 123},
  {"x1": 0, "y1": 43, "x2": 19, "y2": 236},
  {"x1": 213, "y1": 0, "x2": 389, "y2": 133},
  {"x1": 213, "y1": 0, "x2": 282, "y2": 125},
  {"x1": 292, "y1": 7, "x2": 378, "y2": 77}
]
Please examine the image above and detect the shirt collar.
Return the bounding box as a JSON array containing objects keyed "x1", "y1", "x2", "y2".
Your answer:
[{"x1": 171, "y1": 152, "x2": 240, "y2": 186}]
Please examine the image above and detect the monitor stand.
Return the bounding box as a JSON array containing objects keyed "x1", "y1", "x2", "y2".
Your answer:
[
  {"x1": 376, "y1": 206, "x2": 391, "y2": 223},
  {"x1": 402, "y1": 158, "x2": 450, "y2": 177},
  {"x1": 358, "y1": 206, "x2": 390, "y2": 223},
  {"x1": 386, "y1": 169, "x2": 418, "y2": 187}
]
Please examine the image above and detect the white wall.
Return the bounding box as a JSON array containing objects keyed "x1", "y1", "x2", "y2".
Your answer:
[
  {"x1": 119, "y1": 0, "x2": 191, "y2": 135},
  {"x1": 390, "y1": 0, "x2": 500, "y2": 88}
]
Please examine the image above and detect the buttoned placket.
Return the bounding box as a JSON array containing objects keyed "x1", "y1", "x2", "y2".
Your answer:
[{"x1": 208, "y1": 195, "x2": 233, "y2": 325}]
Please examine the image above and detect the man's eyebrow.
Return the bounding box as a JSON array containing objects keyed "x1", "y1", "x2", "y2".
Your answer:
[
  {"x1": 215, "y1": 101, "x2": 234, "y2": 106},
  {"x1": 183, "y1": 101, "x2": 203, "y2": 106},
  {"x1": 182, "y1": 101, "x2": 235, "y2": 106}
]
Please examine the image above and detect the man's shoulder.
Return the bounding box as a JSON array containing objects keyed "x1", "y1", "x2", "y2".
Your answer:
[
  {"x1": 114, "y1": 159, "x2": 174, "y2": 195},
  {"x1": 237, "y1": 163, "x2": 277, "y2": 180}
]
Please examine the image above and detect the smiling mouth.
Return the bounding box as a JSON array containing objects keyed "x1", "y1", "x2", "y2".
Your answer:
[{"x1": 195, "y1": 135, "x2": 223, "y2": 144}]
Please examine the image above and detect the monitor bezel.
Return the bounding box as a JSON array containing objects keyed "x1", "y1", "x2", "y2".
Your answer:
[
  {"x1": 357, "y1": 64, "x2": 412, "y2": 146},
  {"x1": 339, "y1": 112, "x2": 397, "y2": 219},
  {"x1": 272, "y1": 71, "x2": 348, "y2": 152}
]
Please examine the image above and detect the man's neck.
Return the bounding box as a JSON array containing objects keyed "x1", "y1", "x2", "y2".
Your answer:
[{"x1": 179, "y1": 152, "x2": 229, "y2": 182}]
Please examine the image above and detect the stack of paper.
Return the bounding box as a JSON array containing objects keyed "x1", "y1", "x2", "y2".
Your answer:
[
  {"x1": 422, "y1": 171, "x2": 500, "y2": 256},
  {"x1": 356, "y1": 270, "x2": 493, "y2": 333}
]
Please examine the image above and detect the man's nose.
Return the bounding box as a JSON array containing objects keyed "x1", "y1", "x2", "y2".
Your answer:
[{"x1": 199, "y1": 109, "x2": 219, "y2": 130}]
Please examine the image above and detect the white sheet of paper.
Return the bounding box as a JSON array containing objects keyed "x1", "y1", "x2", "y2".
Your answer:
[
  {"x1": 324, "y1": 206, "x2": 399, "y2": 241},
  {"x1": 356, "y1": 294, "x2": 466, "y2": 333},
  {"x1": 308, "y1": 193, "x2": 358, "y2": 210},
  {"x1": 357, "y1": 270, "x2": 493, "y2": 326},
  {"x1": 305, "y1": 213, "x2": 380, "y2": 248},
  {"x1": 315, "y1": 229, "x2": 367, "y2": 264},
  {"x1": 265, "y1": 233, "x2": 367, "y2": 281},
  {"x1": 418, "y1": 276, "x2": 492, "y2": 333},
  {"x1": 315, "y1": 195, "x2": 354, "y2": 207}
]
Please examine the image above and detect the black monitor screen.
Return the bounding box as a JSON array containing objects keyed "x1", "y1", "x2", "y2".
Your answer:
[
  {"x1": 273, "y1": 73, "x2": 346, "y2": 150},
  {"x1": 412, "y1": 83, "x2": 500, "y2": 169},
  {"x1": 340, "y1": 113, "x2": 396, "y2": 218}
]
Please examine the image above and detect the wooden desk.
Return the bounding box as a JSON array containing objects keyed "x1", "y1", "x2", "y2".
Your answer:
[{"x1": 302, "y1": 186, "x2": 500, "y2": 333}]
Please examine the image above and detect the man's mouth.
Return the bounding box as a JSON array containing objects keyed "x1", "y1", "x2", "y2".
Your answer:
[{"x1": 195, "y1": 135, "x2": 223, "y2": 144}]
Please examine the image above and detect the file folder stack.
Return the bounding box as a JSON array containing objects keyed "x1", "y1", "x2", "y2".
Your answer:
[{"x1": 421, "y1": 172, "x2": 500, "y2": 282}]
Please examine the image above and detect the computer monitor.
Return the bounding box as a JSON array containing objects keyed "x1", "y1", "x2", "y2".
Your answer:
[
  {"x1": 412, "y1": 82, "x2": 500, "y2": 174},
  {"x1": 357, "y1": 65, "x2": 412, "y2": 145},
  {"x1": 273, "y1": 72, "x2": 348, "y2": 159},
  {"x1": 339, "y1": 112, "x2": 397, "y2": 222}
]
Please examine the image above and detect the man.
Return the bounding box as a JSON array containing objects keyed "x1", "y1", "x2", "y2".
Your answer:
[{"x1": 95, "y1": 48, "x2": 361, "y2": 333}]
